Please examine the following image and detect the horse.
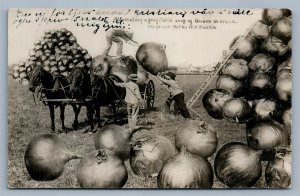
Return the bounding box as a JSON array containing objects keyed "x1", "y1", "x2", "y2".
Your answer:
[
  {"x1": 69, "y1": 66, "x2": 94, "y2": 131},
  {"x1": 29, "y1": 66, "x2": 71, "y2": 133},
  {"x1": 91, "y1": 74, "x2": 126, "y2": 130}
]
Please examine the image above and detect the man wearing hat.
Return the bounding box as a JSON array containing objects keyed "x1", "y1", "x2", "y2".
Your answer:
[
  {"x1": 157, "y1": 72, "x2": 191, "y2": 118},
  {"x1": 114, "y1": 74, "x2": 142, "y2": 130},
  {"x1": 103, "y1": 29, "x2": 139, "y2": 56}
]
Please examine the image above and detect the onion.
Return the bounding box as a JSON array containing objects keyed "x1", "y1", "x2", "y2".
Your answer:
[
  {"x1": 277, "y1": 59, "x2": 292, "y2": 73},
  {"x1": 76, "y1": 149, "x2": 128, "y2": 188},
  {"x1": 252, "y1": 99, "x2": 276, "y2": 120},
  {"x1": 271, "y1": 17, "x2": 292, "y2": 43},
  {"x1": 277, "y1": 69, "x2": 292, "y2": 81},
  {"x1": 250, "y1": 20, "x2": 270, "y2": 41},
  {"x1": 262, "y1": 9, "x2": 291, "y2": 25},
  {"x1": 248, "y1": 54, "x2": 276, "y2": 73},
  {"x1": 136, "y1": 42, "x2": 168, "y2": 75},
  {"x1": 231, "y1": 35, "x2": 257, "y2": 61},
  {"x1": 282, "y1": 108, "x2": 292, "y2": 127},
  {"x1": 94, "y1": 124, "x2": 135, "y2": 160},
  {"x1": 130, "y1": 135, "x2": 176, "y2": 177},
  {"x1": 202, "y1": 89, "x2": 233, "y2": 119},
  {"x1": 276, "y1": 77, "x2": 292, "y2": 102},
  {"x1": 214, "y1": 142, "x2": 262, "y2": 188},
  {"x1": 216, "y1": 75, "x2": 244, "y2": 96},
  {"x1": 249, "y1": 72, "x2": 275, "y2": 98},
  {"x1": 157, "y1": 146, "x2": 214, "y2": 188},
  {"x1": 221, "y1": 59, "x2": 249, "y2": 79},
  {"x1": 222, "y1": 98, "x2": 253, "y2": 123},
  {"x1": 261, "y1": 36, "x2": 288, "y2": 57},
  {"x1": 247, "y1": 120, "x2": 289, "y2": 151},
  {"x1": 265, "y1": 147, "x2": 291, "y2": 188},
  {"x1": 24, "y1": 134, "x2": 81, "y2": 181},
  {"x1": 175, "y1": 120, "x2": 218, "y2": 158}
]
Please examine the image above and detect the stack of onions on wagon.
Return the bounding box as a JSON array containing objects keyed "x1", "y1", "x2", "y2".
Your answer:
[
  {"x1": 11, "y1": 28, "x2": 93, "y2": 84},
  {"x1": 202, "y1": 8, "x2": 292, "y2": 188}
]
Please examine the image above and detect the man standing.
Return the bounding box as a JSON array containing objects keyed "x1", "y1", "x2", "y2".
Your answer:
[
  {"x1": 114, "y1": 74, "x2": 142, "y2": 130},
  {"x1": 103, "y1": 29, "x2": 139, "y2": 56},
  {"x1": 157, "y1": 72, "x2": 191, "y2": 118}
]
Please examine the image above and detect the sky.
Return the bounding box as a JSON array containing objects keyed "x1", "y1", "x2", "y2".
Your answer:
[{"x1": 8, "y1": 8, "x2": 262, "y2": 67}]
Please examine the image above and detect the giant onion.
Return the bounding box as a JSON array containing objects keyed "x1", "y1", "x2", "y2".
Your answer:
[
  {"x1": 214, "y1": 142, "x2": 262, "y2": 188},
  {"x1": 222, "y1": 98, "x2": 253, "y2": 123},
  {"x1": 216, "y1": 75, "x2": 244, "y2": 96},
  {"x1": 202, "y1": 89, "x2": 233, "y2": 119},
  {"x1": 130, "y1": 135, "x2": 176, "y2": 177},
  {"x1": 250, "y1": 20, "x2": 270, "y2": 41},
  {"x1": 262, "y1": 9, "x2": 291, "y2": 25},
  {"x1": 94, "y1": 124, "x2": 136, "y2": 160},
  {"x1": 265, "y1": 147, "x2": 291, "y2": 188},
  {"x1": 175, "y1": 120, "x2": 217, "y2": 158},
  {"x1": 76, "y1": 149, "x2": 128, "y2": 188},
  {"x1": 247, "y1": 121, "x2": 289, "y2": 151},
  {"x1": 24, "y1": 134, "x2": 81, "y2": 181},
  {"x1": 276, "y1": 77, "x2": 292, "y2": 102},
  {"x1": 157, "y1": 146, "x2": 214, "y2": 188},
  {"x1": 230, "y1": 35, "x2": 257, "y2": 61},
  {"x1": 253, "y1": 99, "x2": 276, "y2": 120},
  {"x1": 221, "y1": 59, "x2": 249, "y2": 79},
  {"x1": 271, "y1": 17, "x2": 292, "y2": 43},
  {"x1": 261, "y1": 36, "x2": 288, "y2": 57},
  {"x1": 248, "y1": 54, "x2": 276, "y2": 73}
]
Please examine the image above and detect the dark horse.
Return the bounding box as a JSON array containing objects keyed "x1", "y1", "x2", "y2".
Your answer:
[
  {"x1": 29, "y1": 66, "x2": 71, "y2": 132},
  {"x1": 91, "y1": 74, "x2": 125, "y2": 131},
  {"x1": 69, "y1": 66, "x2": 94, "y2": 131}
]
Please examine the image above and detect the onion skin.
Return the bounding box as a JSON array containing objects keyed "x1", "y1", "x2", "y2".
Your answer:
[
  {"x1": 221, "y1": 59, "x2": 249, "y2": 79},
  {"x1": 216, "y1": 75, "x2": 244, "y2": 97},
  {"x1": 247, "y1": 121, "x2": 289, "y2": 151},
  {"x1": 175, "y1": 120, "x2": 218, "y2": 158},
  {"x1": 24, "y1": 134, "x2": 81, "y2": 181},
  {"x1": 214, "y1": 142, "x2": 262, "y2": 188},
  {"x1": 130, "y1": 135, "x2": 176, "y2": 177},
  {"x1": 248, "y1": 54, "x2": 276, "y2": 73},
  {"x1": 136, "y1": 42, "x2": 168, "y2": 75},
  {"x1": 222, "y1": 98, "x2": 253, "y2": 123},
  {"x1": 202, "y1": 89, "x2": 233, "y2": 119},
  {"x1": 265, "y1": 149, "x2": 291, "y2": 188},
  {"x1": 77, "y1": 149, "x2": 128, "y2": 188},
  {"x1": 94, "y1": 124, "x2": 133, "y2": 160},
  {"x1": 157, "y1": 147, "x2": 214, "y2": 188}
]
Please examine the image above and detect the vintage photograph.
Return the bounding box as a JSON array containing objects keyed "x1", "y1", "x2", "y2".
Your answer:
[{"x1": 8, "y1": 8, "x2": 292, "y2": 188}]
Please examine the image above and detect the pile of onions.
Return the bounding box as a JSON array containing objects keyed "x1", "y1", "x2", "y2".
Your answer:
[
  {"x1": 250, "y1": 20, "x2": 270, "y2": 41},
  {"x1": 262, "y1": 9, "x2": 291, "y2": 25},
  {"x1": 261, "y1": 36, "x2": 288, "y2": 57},
  {"x1": 24, "y1": 134, "x2": 81, "y2": 181},
  {"x1": 216, "y1": 75, "x2": 244, "y2": 96},
  {"x1": 230, "y1": 35, "x2": 257, "y2": 61},
  {"x1": 175, "y1": 120, "x2": 218, "y2": 158},
  {"x1": 214, "y1": 142, "x2": 262, "y2": 188},
  {"x1": 202, "y1": 89, "x2": 233, "y2": 119},
  {"x1": 76, "y1": 149, "x2": 128, "y2": 188},
  {"x1": 252, "y1": 99, "x2": 276, "y2": 120},
  {"x1": 246, "y1": 120, "x2": 289, "y2": 151},
  {"x1": 265, "y1": 147, "x2": 291, "y2": 188},
  {"x1": 271, "y1": 17, "x2": 292, "y2": 43},
  {"x1": 221, "y1": 59, "x2": 249, "y2": 79},
  {"x1": 276, "y1": 77, "x2": 292, "y2": 102},
  {"x1": 130, "y1": 135, "x2": 176, "y2": 177},
  {"x1": 94, "y1": 124, "x2": 135, "y2": 160},
  {"x1": 157, "y1": 146, "x2": 214, "y2": 188},
  {"x1": 136, "y1": 42, "x2": 168, "y2": 75},
  {"x1": 249, "y1": 72, "x2": 274, "y2": 98},
  {"x1": 222, "y1": 98, "x2": 253, "y2": 123},
  {"x1": 248, "y1": 54, "x2": 276, "y2": 73}
]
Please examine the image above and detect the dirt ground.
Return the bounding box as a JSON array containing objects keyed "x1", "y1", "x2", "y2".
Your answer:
[{"x1": 7, "y1": 74, "x2": 267, "y2": 188}]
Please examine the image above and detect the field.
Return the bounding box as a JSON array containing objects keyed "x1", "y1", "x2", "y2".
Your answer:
[{"x1": 8, "y1": 74, "x2": 267, "y2": 188}]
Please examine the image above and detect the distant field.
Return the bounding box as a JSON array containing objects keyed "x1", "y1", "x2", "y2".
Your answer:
[{"x1": 8, "y1": 75, "x2": 267, "y2": 188}]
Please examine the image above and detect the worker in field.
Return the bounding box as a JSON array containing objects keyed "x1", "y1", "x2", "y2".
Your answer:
[
  {"x1": 157, "y1": 72, "x2": 191, "y2": 118},
  {"x1": 103, "y1": 29, "x2": 139, "y2": 56},
  {"x1": 114, "y1": 74, "x2": 142, "y2": 130}
]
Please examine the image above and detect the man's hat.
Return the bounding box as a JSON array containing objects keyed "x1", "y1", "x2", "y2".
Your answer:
[
  {"x1": 128, "y1": 74, "x2": 139, "y2": 80},
  {"x1": 166, "y1": 72, "x2": 176, "y2": 80}
]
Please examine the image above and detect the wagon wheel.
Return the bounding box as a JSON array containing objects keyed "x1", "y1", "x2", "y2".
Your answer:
[{"x1": 145, "y1": 80, "x2": 155, "y2": 110}]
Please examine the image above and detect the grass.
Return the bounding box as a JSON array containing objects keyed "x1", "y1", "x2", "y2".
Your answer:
[{"x1": 8, "y1": 75, "x2": 267, "y2": 189}]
